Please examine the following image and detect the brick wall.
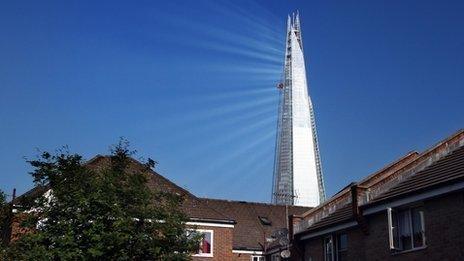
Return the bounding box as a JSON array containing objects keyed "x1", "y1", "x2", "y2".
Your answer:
[
  {"x1": 10, "y1": 213, "x2": 33, "y2": 242},
  {"x1": 190, "y1": 225, "x2": 234, "y2": 261},
  {"x1": 233, "y1": 253, "x2": 254, "y2": 261},
  {"x1": 299, "y1": 192, "x2": 464, "y2": 261},
  {"x1": 11, "y1": 220, "x2": 236, "y2": 260},
  {"x1": 303, "y1": 238, "x2": 324, "y2": 261},
  {"x1": 364, "y1": 192, "x2": 464, "y2": 260}
]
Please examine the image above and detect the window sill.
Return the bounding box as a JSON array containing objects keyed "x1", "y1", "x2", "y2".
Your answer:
[
  {"x1": 193, "y1": 254, "x2": 214, "y2": 258},
  {"x1": 391, "y1": 246, "x2": 427, "y2": 255}
]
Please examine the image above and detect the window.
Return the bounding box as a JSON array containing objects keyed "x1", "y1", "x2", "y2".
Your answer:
[
  {"x1": 387, "y1": 206, "x2": 425, "y2": 252},
  {"x1": 324, "y1": 234, "x2": 347, "y2": 261},
  {"x1": 190, "y1": 229, "x2": 213, "y2": 257},
  {"x1": 252, "y1": 256, "x2": 264, "y2": 261},
  {"x1": 324, "y1": 235, "x2": 334, "y2": 261},
  {"x1": 336, "y1": 233, "x2": 347, "y2": 261}
]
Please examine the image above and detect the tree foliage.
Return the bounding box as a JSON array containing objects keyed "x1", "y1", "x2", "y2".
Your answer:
[
  {"x1": 5, "y1": 141, "x2": 199, "y2": 260},
  {"x1": 0, "y1": 189, "x2": 9, "y2": 256}
]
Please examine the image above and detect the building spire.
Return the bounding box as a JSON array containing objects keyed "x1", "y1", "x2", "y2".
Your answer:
[
  {"x1": 294, "y1": 11, "x2": 301, "y2": 32},
  {"x1": 287, "y1": 15, "x2": 292, "y2": 33},
  {"x1": 273, "y1": 13, "x2": 325, "y2": 207}
]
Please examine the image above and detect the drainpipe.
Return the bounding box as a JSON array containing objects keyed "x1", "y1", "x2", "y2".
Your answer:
[{"x1": 350, "y1": 185, "x2": 369, "y2": 235}]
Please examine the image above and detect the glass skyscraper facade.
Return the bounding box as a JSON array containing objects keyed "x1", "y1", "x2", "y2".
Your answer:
[{"x1": 272, "y1": 13, "x2": 325, "y2": 207}]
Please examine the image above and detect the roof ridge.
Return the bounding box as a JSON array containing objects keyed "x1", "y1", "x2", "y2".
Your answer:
[
  {"x1": 366, "y1": 144, "x2": 464, "y2": 205},
  {"x1": 296, "y1": 129, "x2": 464, "y2": 231},
  {"x1": 364, "y1": 129, "x2": 464, "y2": 201},
  {"x1": 299, "y1": 150, "x2": 421, "y2": 218},
  {"x1": 199, "y1": 197, "x2": 309, "y2": 209},
  {"x1": 92, "y1": 155, "x2": 199, "y2": 199},
  {"x1": 358, "y1": 151, "x2": 419, "y2": 186}
]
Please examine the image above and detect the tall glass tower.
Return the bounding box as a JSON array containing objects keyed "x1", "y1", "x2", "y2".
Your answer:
[{"x1": 272, "y1": 12, "x2": 325, "y2": 207}]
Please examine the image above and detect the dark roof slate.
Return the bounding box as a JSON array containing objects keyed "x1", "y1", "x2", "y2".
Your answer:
[
  {"x1": 296, "y1": 144, "x2": 464, "y2": 237},
  {"x1": 295, "y1": 205, "x2": 354, "y2": 236},
  {"x1": 366, "y1": 145, "x2": 464, "y2": 205},
  {"x1": 200, "y1": 198, "x2": 309, "y2": 251},
  {"x1": 15, "y1": 155, "x2": 231, "y2": 222},
  {"x1": 15, "y1": 155, "x2": 310, "y2": 251}
]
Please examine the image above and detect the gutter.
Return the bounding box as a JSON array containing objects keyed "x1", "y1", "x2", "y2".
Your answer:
[
  {"x1": 362, "y1": 179, "x2": 464, "y2": 216},
  {"x1": 188, "y1": 217, "x2": 236, "y2": 225}
]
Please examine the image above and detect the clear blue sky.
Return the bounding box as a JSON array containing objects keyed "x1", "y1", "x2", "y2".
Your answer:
[{"x1": 1, "y1": 0, "x2": 463, "y2": 202}]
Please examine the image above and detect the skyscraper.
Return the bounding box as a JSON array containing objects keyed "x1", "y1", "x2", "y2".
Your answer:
[{"x1": 272, "y1": 13, "x2": 325, "y2": 207}]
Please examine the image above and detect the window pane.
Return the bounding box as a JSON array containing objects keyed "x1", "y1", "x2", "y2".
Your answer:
[
  {"x1": 199, "y1": 232, "x2": 212, "y2": 254},
  {"x1": 324, "y1": 237, "x2": 333, "y2": 261},
  {"x1": 412, "y1": 208, "x2": 425, "y2": 248},
  {"x1": 337, "y1": 233, "x2": 347, "y2": 261},
  {"x1": 397, "y1": 210, "x2": 412, "y2": 250},
  {"x1": 338, "y1": 234, "x2": 347, "y2": 250}
]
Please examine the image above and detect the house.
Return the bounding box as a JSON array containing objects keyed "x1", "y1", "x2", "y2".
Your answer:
[
  {"x1": 10, "y1": 155, "x2": 310, "y2": 261},
  {"x1": 281, "y1": 130, "x2": 464, "y2": 261}
]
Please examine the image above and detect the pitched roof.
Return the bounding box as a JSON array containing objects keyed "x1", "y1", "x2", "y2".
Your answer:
[
  {"x1": 200, "y1": 198, "x2": 309, "y2": 251},
  {"x1": 365, "y1": 145, "x2": 464, "y2": 205},
  {"x1": 295, "y1": 129, "x2": 464, "y2": 237},
  {"x1": 110, "y1": 156, "x2": 311, "y2": 250},
  {"x1": 15, "y1": 155, "x2": 231, "y2": 222},
  {"x1": 293, "y1": 151, "x2": 418, "y2": 235},
  {"x1": 301, "y1": 204, "x2": 354, "y2": 234},
  {"x1": 88, "y1": 156, "x2": 232, "y2": 222},
  {"x1": 15, "y1": 154, "x2": 309, "y2": 251}
]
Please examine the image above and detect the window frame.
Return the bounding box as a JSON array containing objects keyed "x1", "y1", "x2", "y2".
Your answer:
[
  {"x1": 191, "y1": 229, "x2": 214, "y2": 257},
  {"x1": 324, "y1": 235, "x2": 334, "y2": 261},
  {"x1": 322, "y1": 233, "x2": 348, "y2": 261},
  {"x1": 336, "y1": 233, "x2": 348, "y2": 260},
  {"x1": 251, "y1": 255, "x2": 264, "y2": 261},
  {"x1": 387, "y1": 206, "x2": 426, "y2": 253}
]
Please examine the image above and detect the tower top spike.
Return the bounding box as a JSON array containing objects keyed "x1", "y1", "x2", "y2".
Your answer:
[
  {"x1": 294, "y1": 11, "x2": 301, "y2": 32},
  {"x1": 287, "y1": 15, "x2": 292, "y2": 32}
]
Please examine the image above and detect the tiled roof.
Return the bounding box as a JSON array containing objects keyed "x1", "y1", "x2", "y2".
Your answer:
[
  {"x1": 15, "y1": 155, "x2": 309, "y2": 251},
  {"x1": 88, "y1": 156, "x2": 232, "y2": 222},
  {"x1": 303, "y1": 204, "x2": 353, "y2": 233},
  {"x1": 120, "y1": 155, "x2": 311, "y2": 250},
  {"x1": 366, "y1": 145, "x2": 464, "y2": 205},
  {"x1": 295, "y1": 130, "x2": 464, "y2": 237},
  {"x1": 200, "y1": 198, "x2": 309, "y2": 251},
  {"x1": 15, "y1": 155, "x2": 231, "y2": 222}
]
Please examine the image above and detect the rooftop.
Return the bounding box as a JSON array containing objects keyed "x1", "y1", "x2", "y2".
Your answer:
[{"x1": 295, "y1": 129, "x2": 464, "y2": 236}]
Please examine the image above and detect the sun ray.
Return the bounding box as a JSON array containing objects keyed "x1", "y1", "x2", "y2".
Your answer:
[{"x1": 199, "y1": 129, "x2": 275, "y2": 174}]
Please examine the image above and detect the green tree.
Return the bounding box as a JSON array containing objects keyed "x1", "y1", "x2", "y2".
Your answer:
[
  {"x1": 0, "y1": 189, "x2": 9, "y2": 257},
  {"x1": 6, "y1": 141, "x2": 199, "y2": 260}
]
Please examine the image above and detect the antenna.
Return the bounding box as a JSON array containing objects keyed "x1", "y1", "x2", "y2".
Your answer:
[{"x1": 272, "y1": 191, "x2": 298, "y2": 258}]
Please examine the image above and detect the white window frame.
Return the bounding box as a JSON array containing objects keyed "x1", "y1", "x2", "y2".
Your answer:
[
  {"x1": 387, "y1": 207, "x2": 396, "y2": 249},
  {"x1": 251, "y1": 255, "x2": 264, "y2": 261},
  {"x1": 387, "y1": 207, "x2": 426, "y2": 252},
  {"x1": 192, "y1": 229, "x2": 214, "y2": 257}
]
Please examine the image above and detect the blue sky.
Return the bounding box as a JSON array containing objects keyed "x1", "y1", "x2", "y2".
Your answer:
[{"x1": 1, "y1": 0, "x2": 463, "y2": 202}]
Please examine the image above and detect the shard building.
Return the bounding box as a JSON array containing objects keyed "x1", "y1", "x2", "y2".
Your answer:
[{"x1": 272, "y1": 13, "x2": 326, "y2": 207}]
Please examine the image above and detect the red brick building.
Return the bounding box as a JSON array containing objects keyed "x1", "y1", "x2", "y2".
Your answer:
[
  {"x1": 280, "y1": 130, "x2": 464, "y2": 261},
  {"x1": 11, "y1": 155, "x2": 309, "y2": 261}
]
